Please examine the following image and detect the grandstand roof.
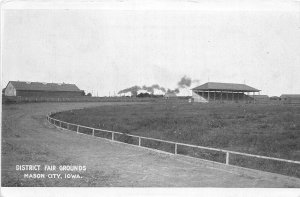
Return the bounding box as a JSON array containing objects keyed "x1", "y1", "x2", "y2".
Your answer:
[
  {"x1": 192, "y1": 82, "x2": 260, "y2": 92},
  {"x1": 9, "y1": 81, "x2": 82, "y2": 92}
]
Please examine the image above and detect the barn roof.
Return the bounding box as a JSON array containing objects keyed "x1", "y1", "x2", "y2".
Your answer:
[
  {"x1": 9, "y1": 81, "x2": 82, "y2": 92},
  {"x1": 192, "y1": 82, "x2": 260, "y2": 92}
]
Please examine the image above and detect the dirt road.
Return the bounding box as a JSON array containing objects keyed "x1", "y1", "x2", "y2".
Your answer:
[{"x1": 2, "y1": 102, "x2": 300, "y2": 187}]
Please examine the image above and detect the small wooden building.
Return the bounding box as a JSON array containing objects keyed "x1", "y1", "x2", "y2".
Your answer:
[
  {"x1": 280, "y1": 94, "x2": 300, "y2": 104},
  {"x1": 4, "y1": 81, "x2": 84, "y2": 97},
  {"x1": 250, "y1": 95, "x2": 270, "y2": 103},
  {"x1": 270, "y1": 96, "x2": 281, "y2": 101},
  {"x1": 164, "y1": 92, "x2": 177, "y2": 99}
]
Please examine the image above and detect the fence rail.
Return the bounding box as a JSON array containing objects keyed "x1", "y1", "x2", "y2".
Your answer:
[{"x1": 46, "y1": 114, "x2": 300, "y2": 176}]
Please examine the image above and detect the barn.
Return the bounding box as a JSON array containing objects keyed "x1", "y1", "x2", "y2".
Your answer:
[
  {"x1": 4, "y1": 81, "x2": 84, "y2": 98},
  {"x1": 192, "y1": 82, "x2": 260, "y2": 103}
]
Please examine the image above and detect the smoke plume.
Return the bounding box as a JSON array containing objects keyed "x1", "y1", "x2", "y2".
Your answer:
[
  {"x1": 118, "y1": 84, "x2": 166, "y2": 95},
  {"x1": 177, "y1": 75, "x2": 192, "y2": 88},
  {"x1": 167, "y1": 88, "x2": 179, "y2": 94},
  {"x1": 118, "y1": 85, "x2": 141, "y2": 95},
  {"x1": 118, "y1": 75, "x2": 199, "y2": 96}
]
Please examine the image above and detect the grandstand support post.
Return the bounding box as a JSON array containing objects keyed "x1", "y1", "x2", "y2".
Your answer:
[
  {"x1": 208, "y1": 91, "x2": 210, "y2": 101},
  {"x1": 175, "y1": 143, "x2": 178, "y2": 154},
  {"x1": 227, "y1": 92, "x2": 228, "y2": 101},
  {"x1": 92, "y1": 129, "x2": 94, "y2": 136},
  {"x1": 253, "y1": 92, "x2": 255, "y2": 104},
  {"x1": 226, "y1": 152, "x2": 230, "y2": 165},
  {"x1": 67, "y1": 123, "x2": 69, "y2": 130},
  {"x1": 214, "y1": 91, "x2": 216, "y2": 101},
  {"x1": 232, "y1": 92, "x2": 234, "y2": 101},
  {"x1": 138, "y1": 137, "x2": 141, "y2": 146},
  {"x1": 247, "y1": 92, "x2": 249, "y2": 103},
  {"x1": 77, "y1": 125, "x2": 79, "y2": 133},
  {"x1": 243, "y1": 92, "x2": 245, "y2": 103},
  {"x1": 112, "y1": 132, "x2": 114, "y2": 141},
  {"x1": 59, "y1": 121, "x2": 61, "y2": 128},
  {"x1": 221, "y1": 91, "x2": 223, "y2": 102}
]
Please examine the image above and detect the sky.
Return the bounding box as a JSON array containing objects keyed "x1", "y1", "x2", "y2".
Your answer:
[{"x1": 1, "y1": 0, "x2": 300, "y2": 96}]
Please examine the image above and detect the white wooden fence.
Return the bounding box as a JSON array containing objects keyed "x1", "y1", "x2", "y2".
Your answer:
[{"x1": 46, "y1": 113, "x2": 300, "y2": 175}]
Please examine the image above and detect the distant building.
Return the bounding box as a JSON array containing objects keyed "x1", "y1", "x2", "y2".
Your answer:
[
  {"x1": 192, "y1": 82, "x2": 260, "y2": 103},
  {"x1": 4, "y1": 81, "x2": 84, "y2": 97},
  {"x1": 280, "y1": 94, "x2": 300, "y2": 104},
  {"x1": 270, "y1": 96, "x2": 281, "y2": 101},
  {"x1": 164, "y1": 92, "x2": 177, "y2": 99},
  {"x1": 250, "y1": 95, "x2": 269, "y2": 103}
]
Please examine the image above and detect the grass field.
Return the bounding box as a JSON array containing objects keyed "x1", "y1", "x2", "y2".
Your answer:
[
  {"x1": 5, "y1": 103, "x2": 300, "y2": 187},
  {"x1": 52, "y1": 101, "x2": 300, "y2": 177}
]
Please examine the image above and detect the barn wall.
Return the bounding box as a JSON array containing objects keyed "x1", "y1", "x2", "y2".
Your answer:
[
  {"x1": 5, "y1": 83, "x2": 16, "y2": 96},
  {"x1": 16, "y1": 90, "x2": 84, "y2": 97}
]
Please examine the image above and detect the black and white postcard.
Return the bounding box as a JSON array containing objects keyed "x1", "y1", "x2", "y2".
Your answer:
[{"x1": 1, "y1": 0, "x2": 300, "y2": 196}]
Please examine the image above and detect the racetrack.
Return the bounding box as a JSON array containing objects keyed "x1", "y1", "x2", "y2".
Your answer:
[{"x1": 2, "y1": 102, "x2": 300, "y2": 187}]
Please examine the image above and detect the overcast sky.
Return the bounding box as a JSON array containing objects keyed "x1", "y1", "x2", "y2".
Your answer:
[{"x1": 2, "y1": 0, "x2": 300, "y2": 96}]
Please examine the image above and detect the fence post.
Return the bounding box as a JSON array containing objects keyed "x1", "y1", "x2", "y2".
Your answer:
[
  {"x1": 175, "y1": 143, "x2": 178, "y2": 155},
  {"x1": 77, "y1": 125, "x2": 79, "y2": 134},
  {"x1": 226, "y1": 152, "x2": 230, "y2": 165},
  {"x1": 92, "y1": 129, "x2": 94, "y2": 136},
  {"x1": 138, "y1": 137, "x2": 141, "y2": 146},
  {"x1": 112, "y1": 132, "x2": 114, "y2": 141}
]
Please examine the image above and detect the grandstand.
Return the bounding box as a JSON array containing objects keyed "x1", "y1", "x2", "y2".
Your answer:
[{"x1": 192, "y1": 82, "x2": 260, "y2": 103}]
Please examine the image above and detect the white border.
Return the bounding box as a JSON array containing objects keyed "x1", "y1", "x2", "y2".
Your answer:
[{"x1": 1, "y1": 0, "x2": 300, "y2": 196}]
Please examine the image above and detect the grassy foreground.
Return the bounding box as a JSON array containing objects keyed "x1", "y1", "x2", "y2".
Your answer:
[{"x1": 52, "y1": 102, "x2": 300, "y2": 177}]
